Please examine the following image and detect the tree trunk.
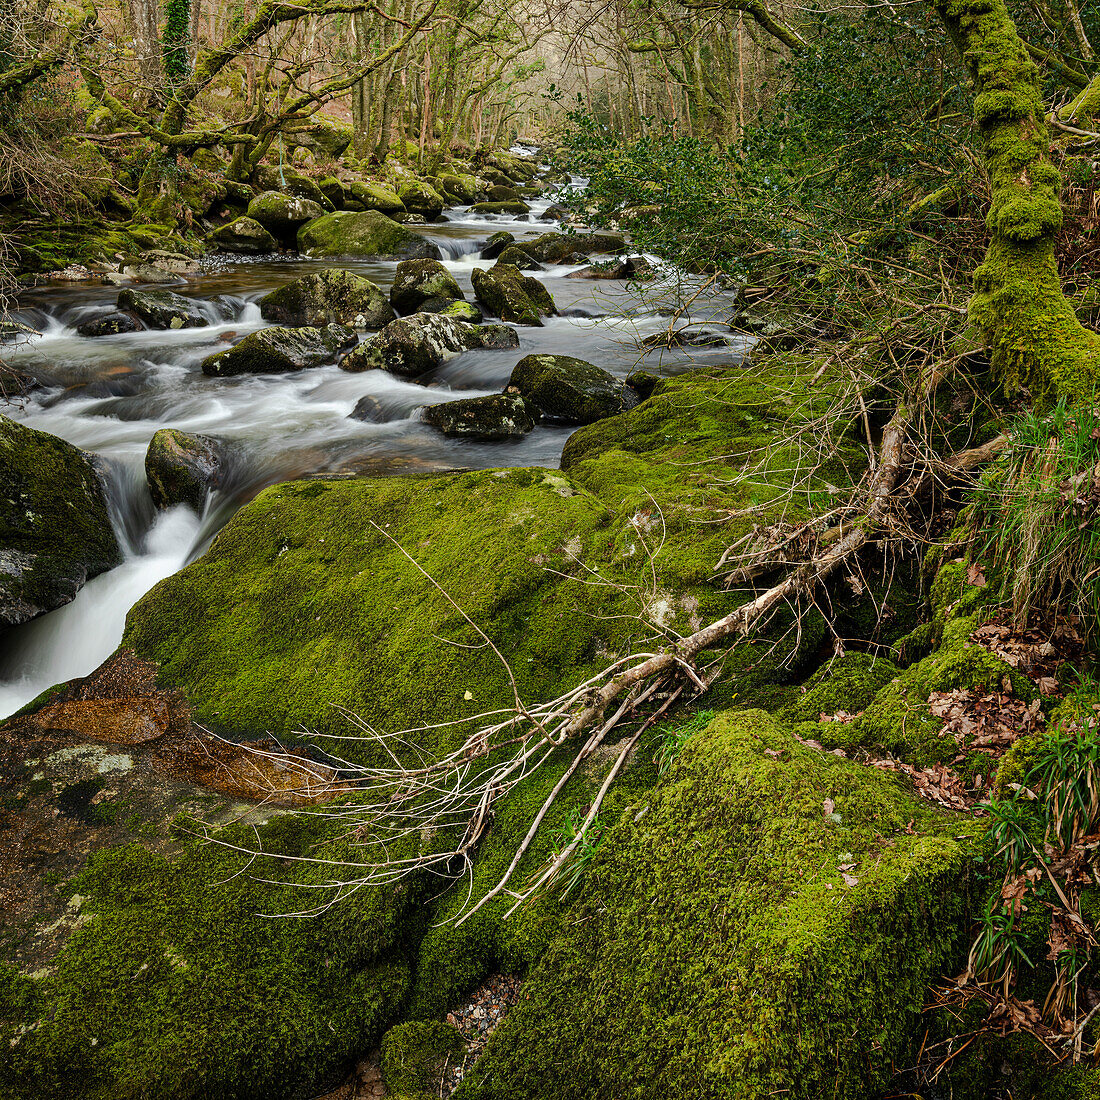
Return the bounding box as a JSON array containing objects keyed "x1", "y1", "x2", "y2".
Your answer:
[{"x1": 934, "y1": 0, "x2": 1100, "y2": 401}]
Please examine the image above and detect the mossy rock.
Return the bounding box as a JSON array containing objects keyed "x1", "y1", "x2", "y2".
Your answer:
[
  {"x1": 517, "y1": 231, "x2": 626, "y2": 265},
  {"x1": 381, "y1": 1020, "x2": 463, "y2": 1097},
  {"x1": 470, "y1": 264, "x2": 556, "y2": 326},
  {"x1": 207, "y1": 216, "x2": 278, "y2": 255},
  {"x1": 120, "y1": 467, "x2": 726, "y2": 748},
  {"x1": 439, "y1": 172, "x2": 479, "y2": 204},
  {"x1": 201, "y1": 324, "x2": 356, "y2": 377},
  {"x1": 347, "y1": 180, "x2": 406, "y2": 215},
  {"x1": 458, "y1": 709, "x2": 978, "y2": 1100},
  {"x1": 251, "y1": 165, "x2": 329, "y2": 208},
  {"x1": 145, "y1": 428, "x2": 226, "y2": 511},
  {"x1": 246, "y1": 191, "x2": 325, "y2": 244},
  {"x1": 469, "y1": 201, "x2": 530, "y2": 216},
  {"x1": 479, "y1": 231, "x2": 514, "y2": 260},
  {"x1": 0, "y1": 416, "x2": 122, "y2": 627},
  {"x1": 259, "y1": 269, "x2": 394, "y2": 329},
  {"x1": 389, "y1": 258, "x2": 464, "y2": 314},
  {"x1": 0, "y1": 812, "x2": 414, "y2": 1100},
  {"x1": 317, "y1": 176, "x2": 346, "y2": 208},
  {"x1": 296, "y1": 211, "x2": 441, "y2": 260},
  {"x1": 779, "y1": 652, "x2": 900, "y2": 723},
  {"x1": 507, "y1": 354, "x2": 637, "y2": 425},
  {"x1": 422, "y1": 393, "x2": 535, "y2": 440},
  {"x1": 398, "y1": 180, "x2": 445, "y2": 220},
  {"x1": 57, "y1": 139, "x2": 114, "y2": 205}
]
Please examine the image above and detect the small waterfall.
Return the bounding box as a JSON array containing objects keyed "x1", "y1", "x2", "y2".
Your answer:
[{"x1": 0, "y1": 503, "x2": 204, "y2": 719}]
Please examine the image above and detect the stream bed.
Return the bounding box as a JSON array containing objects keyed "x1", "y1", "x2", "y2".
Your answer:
[{"x1": 0, "y1": 197, "x2": 748, "y2": 717}]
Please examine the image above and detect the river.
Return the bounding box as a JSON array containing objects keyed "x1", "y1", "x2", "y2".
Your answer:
[{"x1": 0, "y1": 189, "x2": 748, "y2": 717}]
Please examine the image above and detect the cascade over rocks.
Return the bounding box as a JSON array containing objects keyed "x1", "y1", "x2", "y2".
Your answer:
[
  {"x1": 116, "y1": 288, "x2": 209, "y2": 329},
  {"x1": 389, "y1": 258, "x2": 464, "y2": 315},
  {"x1": 0, "y1": 416, "x2": 122, "y2": 627},
  {"x1": 339, "y1": 312, "x2": 518, "y2": 377},
  {"x1": 297, "y1": 210, "x2": 441, "y2": 260},
  {"x1": 471, "y1": 264, "x2": 557, "y2": 326},
  {"x1": 207, "y1": 216, "x2": 279, "y2": 255},
  {"x1": 259, "y1": 269, "x2": 394, "y2": 329},
  {"x1": 145, "y1": 428, "x2": 230, "y2": 512},
  {"x1": 246, "y1": 191, "x2": 325, "y2": 244},
  {"x1": 507, "y1": 354, "x2": 638, "y2": 424},
  {"x1": 421, "y1": 392, "x2": 536, "y2": 440},
  {"x1": 201, "y1": 324, "x2": 357, "y2": 377}
]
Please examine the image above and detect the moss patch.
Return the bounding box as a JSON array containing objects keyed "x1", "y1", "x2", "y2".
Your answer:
[{"x1": 457, "y1": 709, "x2": 977, "y2": 1100}]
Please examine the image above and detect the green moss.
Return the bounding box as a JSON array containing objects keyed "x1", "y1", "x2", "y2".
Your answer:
[
  {"x1": 779, "y1": 652, "x2": 899, "y2": 722},
  {"x1": 381, "y1": 1021, "x2": 463, "y2": 1097},
  {"x1": 0, "y1": 811, "x2": 418, "y2": 1100},
  {"x1": 457, "y1": 709, "x2": 977, "y2": 1100}
]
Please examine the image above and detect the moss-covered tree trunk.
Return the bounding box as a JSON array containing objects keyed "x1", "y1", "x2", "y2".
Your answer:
[{"x1": 934, "y1": 0, "x2": 1100, "y2": 401}]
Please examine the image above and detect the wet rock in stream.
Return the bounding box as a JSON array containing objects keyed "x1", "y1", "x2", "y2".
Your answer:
[
  {"x1": 145, "y1": 428, "x2": 232, "y2": 511},
  {"x1": 201, "y1": 323, "x2": 357, "y2": 376},
  {"x1": 507, "y1": 353, "x2": 638, "y2": 424},
  {"x1": 422, "y1": 392, "x2": 536, "y2": 440},
  {"x1": 259, "y1": 268, "x2": 394, "y2": 329},
  {"x1": 117, "y1": 287, "x2": 210, "y2": 330},
  {"x1": 389, "y1": 258, "x2": 465, "y2": 315},
  {"x1": 340, "y1": 312, "x2": 517, "y2": 378}
]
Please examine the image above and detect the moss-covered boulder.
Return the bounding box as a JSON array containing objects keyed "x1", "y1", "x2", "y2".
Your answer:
[
  {"x1": 0, "y1": 691, "x2": 415, "y2": 1100},
  {"x1": 0, "y1": 416, "x2": 122, "y2": 626},
  {"x1": 200, "y1": 324, "x2": 357, "y2": 377},
  {"x1": 516, "y1": 231, "x2": 626, "y2": 265},
  {"x1": 347, "y1": 180, "x2": 406, "y2": 215},
  {"x1": 488, "y1": 183, "x2": 522, "y2": 202},
  {"x1": 471, "y1": 264, "x2": 556, "y2": 326},
  {"x1": 381, "y1": 1021, "x2": 463, "y2": 1098},
  {"x1": 252, "y1": 165, "x2": 329, "y2": 207},
  {"x1": 119, "y1": 467, "x2": 716, "y2": 743},
  {"x1": 259, "y1": 269, "x2": 394, "y2": 329},
  {"x1": 436, "y1": 300, "x2": 483, "y2": 323},
  {"x1": 398, "y1": 180, "x2": 445, "y2": 220},
  {"x1": 479, "y1": 231, "x2": 514, "y2": 260},
  {"x1": 439, "y1": 172, "x2": 479, "y2": 204},
  {"x1": 494, "y1": 245, "x2": 543, "y2": 271},
  {"x1": 339, "y1": 313, "x2": 517, "y2": 377},
  {"x1": 422, "y1": 393, "x2": 536, "y2": 441},
  {"x1": 459, "y1": 709, "x2": 976, "y2": 1100},
  {"x1": 246, "y1": 191, "x2": 325, "y2": 244},
  {"x1": 116, "y1": 288, "x2": 208, "y2": 330},
  {"x1": 145, "y1": 428, "x2": 228, "y2": 511},
  {"x1": 389, "y1": 258, "x2": 464, "y2": 315},
  {"x1": 297, "y1": 211, "x2": 441, "y2": 260},
  {"x1": 207, "y1": 216, "x2": 278, "y2": 255},
  {"x1": 507, "y1": 354, "x2": 637, "y2": 425},
  {"x1": 317, "y1": 176, "x2": 346, "y2": 208}
]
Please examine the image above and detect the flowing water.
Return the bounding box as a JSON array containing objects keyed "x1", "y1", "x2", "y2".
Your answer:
[{"x1": 0, "y1": 193, "x2": 748, "y2": 716}]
